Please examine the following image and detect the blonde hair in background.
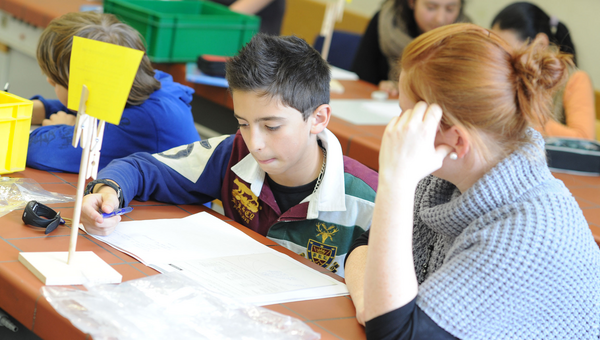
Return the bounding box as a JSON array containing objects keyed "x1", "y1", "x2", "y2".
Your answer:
[
  {"x1": 37, "y1": 12, "x2": 160, "y2": 106},
  {"x1": 400, "y1": 23, "x2": 573, "y2": 160}
]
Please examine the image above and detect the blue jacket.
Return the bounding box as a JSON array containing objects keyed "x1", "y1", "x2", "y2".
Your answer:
[{"x1": 27, "y1": 71, "x2": 200, "y2": 173}]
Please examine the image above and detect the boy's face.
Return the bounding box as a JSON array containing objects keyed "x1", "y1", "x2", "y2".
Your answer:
[
  {"x1": 46, "y1": 77, "x2": 68, "y2": 106},
  {"x1": 233, "y1": 91, "x2": 325, "y2": 187}
]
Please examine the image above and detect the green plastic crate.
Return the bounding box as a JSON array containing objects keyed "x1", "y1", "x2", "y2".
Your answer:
[{"x1": 103, "y1": 0, "x2": 260, "y2": 62}]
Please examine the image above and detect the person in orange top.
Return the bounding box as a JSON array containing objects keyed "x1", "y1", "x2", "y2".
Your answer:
[{"x1": 491, "y1": 2, "x2": 596, "y2": 141}]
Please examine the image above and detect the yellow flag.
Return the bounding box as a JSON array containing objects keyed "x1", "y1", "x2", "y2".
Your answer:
[{"x1": 68, "y1": 36, "x2": 144, "y2": 125}]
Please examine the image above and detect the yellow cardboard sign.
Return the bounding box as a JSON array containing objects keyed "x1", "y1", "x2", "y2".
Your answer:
[{"x1": 67, "y1": 36, "x2": 144, "y2": 125}]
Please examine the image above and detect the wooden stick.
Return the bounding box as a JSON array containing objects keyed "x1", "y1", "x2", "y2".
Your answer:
[
  {"x1": 68, "y1": 86, "x2": 91, "y2": 265},
  {"x1": 320, "y1": 0, "x2": 346, "y2": 62},
  {"x1": 320, "y1": 2, "x2": 336, "y2": 61}
]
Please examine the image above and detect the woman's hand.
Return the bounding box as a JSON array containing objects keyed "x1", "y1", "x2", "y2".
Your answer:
[
  {"x1": 42, "y1": 111, "x2": 76, "y2": 126},
  {"x1": 379, "y1": 101, "x2": 452, "y2": 187},
  {"x1": 378, "y1": 80, "x2": 399, "y2": 97}
]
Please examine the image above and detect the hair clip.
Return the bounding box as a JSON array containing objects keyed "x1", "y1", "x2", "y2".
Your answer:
[{"x1": 549, "y1": 16, "x2": 559, "y2": 35}]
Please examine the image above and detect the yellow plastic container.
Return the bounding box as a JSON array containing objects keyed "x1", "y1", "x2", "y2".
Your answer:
[{"x1": 0, "y1": 92, "x2": 33, "y2": 174}]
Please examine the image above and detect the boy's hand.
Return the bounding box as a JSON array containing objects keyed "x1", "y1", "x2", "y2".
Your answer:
[
  {"x1": 42, "y1": 111, "x2": 76, "y2": 126},
  {"x1": 81, "y1": 186, "x2": 122, "y2": 235}
]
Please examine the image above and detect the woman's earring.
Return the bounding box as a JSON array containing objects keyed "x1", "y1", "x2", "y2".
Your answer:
[{"x1": 449, "y1": 152, "x2": 458, "y2": 160}]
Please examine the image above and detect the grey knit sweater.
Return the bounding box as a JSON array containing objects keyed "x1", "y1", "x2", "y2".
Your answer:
[{"x1": 413, "y1": 130, "x2": 600, "y2": 339}]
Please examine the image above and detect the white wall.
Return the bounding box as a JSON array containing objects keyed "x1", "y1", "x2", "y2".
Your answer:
[
  {"x1": 331, "y1": 0, "x2": 600, "y2": 89},
  {"x1": 465, "y1": 0, "x2": 600, "y2": 90}
]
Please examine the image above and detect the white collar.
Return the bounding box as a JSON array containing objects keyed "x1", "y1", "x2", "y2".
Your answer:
[{"x1": 231, "y1": 128, "x2": 347, "y2": 218}]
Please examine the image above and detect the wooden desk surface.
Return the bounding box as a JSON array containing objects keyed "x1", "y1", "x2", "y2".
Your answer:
[
  {"x1": 0, "y1": 0, "x2": 101, "y2": 28},
  {"x1": 0, "y1": 168, "x2": 364, "y2": 340}
]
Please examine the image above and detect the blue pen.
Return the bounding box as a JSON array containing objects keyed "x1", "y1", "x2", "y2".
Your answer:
[{"x1": 101, "y1": 206, "x2": 133, "y2": 218}]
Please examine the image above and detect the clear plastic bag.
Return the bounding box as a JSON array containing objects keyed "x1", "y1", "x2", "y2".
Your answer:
[
  {"x1": 0, "y1": 178, "x2": 74, "y2": 218},
  {"x1": 42, "y1": 272, "x2": 320, "y2": 340}
]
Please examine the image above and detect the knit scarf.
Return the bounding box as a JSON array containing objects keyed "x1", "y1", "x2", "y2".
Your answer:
[
  {"x1": 412, "y1": 129, "x2": 600, "y2": 339},
  {"x1": 378, "y1": 0, "x2": 471, "y2": 81}
]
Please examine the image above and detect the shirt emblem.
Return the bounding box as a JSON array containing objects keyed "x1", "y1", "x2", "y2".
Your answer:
[
  {"x1": 306, "y1": 222, "x2": 339, "y2": 270},
  {"x1": 232, "y1": 178, "x2": 259, "y2": 224}
]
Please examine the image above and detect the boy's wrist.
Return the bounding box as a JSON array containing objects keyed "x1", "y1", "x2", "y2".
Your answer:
[
  {"x1": 31, "y1": 100, "x2": 46, "y2": 124},
  {"x1": 84, "y1": 179, "x2": 124, "y2": 208}
]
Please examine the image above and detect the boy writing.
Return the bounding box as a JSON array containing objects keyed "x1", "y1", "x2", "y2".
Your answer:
[
  {"x1": 80, "y1": 34, "x2": 378, "y2": 277},
  {"x1": 28, "y1": 12, "x2": 200, "y2": 173}
]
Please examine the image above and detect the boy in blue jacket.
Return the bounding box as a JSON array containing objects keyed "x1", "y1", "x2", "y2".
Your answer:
[
  {"x1": 27, "y1": 12, "x2": 200, "y2": 173},
  {"x1": 81, "y1": 34, "x2": 378, "y2": 277}
]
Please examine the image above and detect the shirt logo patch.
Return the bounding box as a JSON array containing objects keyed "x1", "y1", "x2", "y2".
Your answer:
[
  {"x1": 316, "y1": 222, "x2": 338, "y2": 243},
  {"x1": 232, "y1": 178, "x2": 259, "y2": 224},
  {"x1": 307, "y1": 239, "x2": 337, "y2": 268}
]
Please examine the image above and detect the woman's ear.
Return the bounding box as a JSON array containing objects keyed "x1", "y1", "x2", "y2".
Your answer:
[
  {"x1": 439, "y1": 125, "x2": 470, "y2": 159},
  {"x1": 309, "y1": 104, "x2": 331, "y2": 135},
  {"x1": 407, "y1": 0, "x2": 415, "y2": 10}
]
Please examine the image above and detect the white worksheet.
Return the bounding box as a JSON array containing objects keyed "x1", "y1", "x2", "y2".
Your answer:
[{"x1": 86, "y1": 212, "x2": 348, "y2": 305}]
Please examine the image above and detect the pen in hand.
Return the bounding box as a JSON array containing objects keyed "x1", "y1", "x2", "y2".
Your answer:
[{"x1": 100, "y1": 206, "x2": 133, "y2": 219}]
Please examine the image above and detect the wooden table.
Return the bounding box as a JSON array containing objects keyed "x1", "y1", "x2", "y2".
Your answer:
[
  {"x1": 0, "y1": 0, "x2": 101, "y2": 28},
  {"x1": 0, "y1": 168, "x2": 365, "y2": 340}
]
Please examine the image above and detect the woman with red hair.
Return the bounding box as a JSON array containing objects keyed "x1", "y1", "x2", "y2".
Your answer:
[{"x1": 345, "y1": 23, "x2": 600, "y2": 339}]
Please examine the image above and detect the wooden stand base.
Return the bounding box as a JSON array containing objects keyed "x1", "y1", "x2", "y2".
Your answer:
[{"x1": 18, "y1": 251, "x2": 122, "y2": 285}]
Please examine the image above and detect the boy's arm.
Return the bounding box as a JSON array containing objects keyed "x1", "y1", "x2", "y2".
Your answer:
[
  {"x1": 30, "y1": 95, "x2": 72, "y2": 118},
  {"x1": 32, "y1": 100, "x2": 46, "y2": 124},
  {"x1": 98, "y1": 135, "x2": 234, "y2": 208},
  {"x1": 81, "y1": 136, "x2": 234, "y2": 235},
  {"x1": 27, "y1": 125, "x2": 90, "y2": 172}
]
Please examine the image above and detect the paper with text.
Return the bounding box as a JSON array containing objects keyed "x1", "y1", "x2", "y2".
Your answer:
[
  {"x1": 330, "y1": 99, "x2": 401, "y2": 125},
  {"x1": 87, "y1": 212, "x2": 348, "y2": 305},
  {"x1": 89, "y1": 212, "x2": 274, "y2": 266},
  {"x1": 330, "y1": 66, "x2": 359, "y2": 80},
  {"x1": 68, "y1": 36, "x2": 144, "y2": 125},
  {"x1": 167, "y1": 253, "x2": 347, "y2": 305}
]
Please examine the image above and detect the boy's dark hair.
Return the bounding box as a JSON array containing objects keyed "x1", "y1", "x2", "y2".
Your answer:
[
  {"x1": 396, "y1": 0, "x2": 466, "y2": 38},
  {"x1": 37, "y1": 12, "x2": 160, "y2": 106},
  {"x1": 226, "y1": 34, "x2": 330, "y2": 120},
  {"x1": 491, "y1": 2, "x2": 577, "y2": 65}
]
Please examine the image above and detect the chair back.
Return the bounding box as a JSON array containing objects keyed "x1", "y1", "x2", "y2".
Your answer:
[{"x1": 314, "y1": 31, "x2": 362, "y2": 71}]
